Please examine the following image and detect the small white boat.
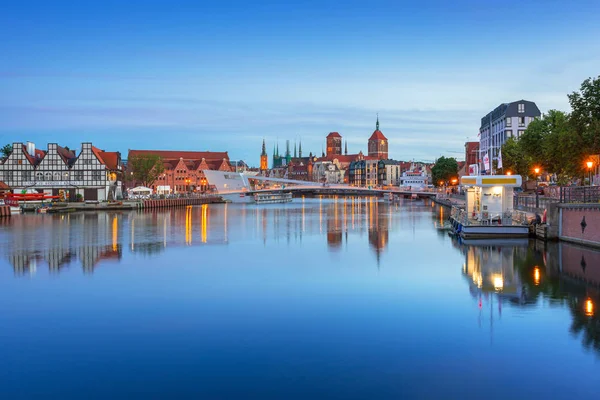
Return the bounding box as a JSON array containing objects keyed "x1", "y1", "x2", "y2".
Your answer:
[{"x1": 253, "y1": 191, "x2": 293, "y2": 204}]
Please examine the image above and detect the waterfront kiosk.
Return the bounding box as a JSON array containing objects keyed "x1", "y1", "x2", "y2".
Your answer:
[{"x1": 451, "y1": 175, "x2": 529, "y2": 239}]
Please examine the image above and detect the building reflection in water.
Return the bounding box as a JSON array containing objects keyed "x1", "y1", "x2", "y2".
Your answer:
[
  {"x1": 4, "y1": 213, "x2": 123, "y2": 275},
  {"x1": 1, "y1": 196, "x2": 408, "y2": 276},
  {"x1": 455, "y1": 237, "x2": 600, "y2": 354}
]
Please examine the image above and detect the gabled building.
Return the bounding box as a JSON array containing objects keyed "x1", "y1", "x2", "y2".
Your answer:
[
  {"x1": 0, "y1": 142, "x2": 123, "y2": 201},
  {"x1": 127, "y1": 149, "x2": 232, "y2": 194}
]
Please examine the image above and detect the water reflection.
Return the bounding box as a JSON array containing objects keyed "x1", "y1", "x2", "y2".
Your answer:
[
  {"x1": 453, "y1": 237, "x2": 600, "y2": 354},
  {"x1": 0, "y1": 197, "x2": 423, "y2": 275}
]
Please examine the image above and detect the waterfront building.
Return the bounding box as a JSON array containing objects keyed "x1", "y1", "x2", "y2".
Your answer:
[
  {"x1": 312, "y1": 161, "x2": 344, "y2": 184},
  {"x1": 368, "y1": 116, "x2": 388, "y2": 160},
  {"x1": 465, "y1": 141, "x2": 479, "y2": 167},
  {"x1": 479, "y1": 100, "x2": 540, "y2": 172},
  {"x1": 377, "y1": 159, "x2": 401, "y2": 187},
  {"x1": 0, "y1": 142, "x2": 123, "y2": 201},
  {"x1": 348, "y1": 157, "x2": 379, "y2": 187},
  {"x1": 127, "y1": 149, "x2": 231, "y2": 194}
]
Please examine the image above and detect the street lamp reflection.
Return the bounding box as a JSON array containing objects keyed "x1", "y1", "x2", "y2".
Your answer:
[
  {"x1": 492, "y1": 274, "x2": 504, "y2": 291},
  {"x1": 585, "y1": 298, "x2": 594, "y2": 317},
  {"x1": 533, "y1": 267, "x2": 540, "y2": 286}
]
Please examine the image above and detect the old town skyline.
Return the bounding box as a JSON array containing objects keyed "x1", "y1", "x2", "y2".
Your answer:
[{"x1": 3, "y1": 1, "x2": 600, "y2": 164}]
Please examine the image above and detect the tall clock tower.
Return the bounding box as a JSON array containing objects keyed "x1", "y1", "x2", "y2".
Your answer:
[{"x1": 260, "y1": 139, "x2": 268, "y2": 172}]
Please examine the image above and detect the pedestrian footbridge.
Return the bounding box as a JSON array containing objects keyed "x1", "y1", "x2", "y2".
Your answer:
[{"x1": 202, "y1": 170, "x2": 436, "y2": 198}]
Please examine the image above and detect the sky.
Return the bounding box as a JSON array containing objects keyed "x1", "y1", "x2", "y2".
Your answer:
[{"x1": 1, "y1": 0, "x2": 600, "y2": 165}]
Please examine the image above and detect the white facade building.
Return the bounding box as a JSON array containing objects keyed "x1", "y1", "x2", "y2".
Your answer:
[{"x1": 479, "y1": 100, "x2": 540, "y2": 173}]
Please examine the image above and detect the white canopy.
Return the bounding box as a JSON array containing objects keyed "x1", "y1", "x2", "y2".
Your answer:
[{"x1": 128, "y1": 186, "x2": 153, "y2": 194}]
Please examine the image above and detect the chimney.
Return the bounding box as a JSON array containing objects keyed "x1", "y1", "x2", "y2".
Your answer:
[{"x1": 26, "y1": 141, "x2": 35, "y2": 156}]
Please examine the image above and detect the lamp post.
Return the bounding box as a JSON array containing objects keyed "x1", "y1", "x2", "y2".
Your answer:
[
  {"x1": 586, "y1": 161, "x2": 593, "y2": 186},
  {"x1": 534, "y1": 167, "x2": 540, "y2": 209}
]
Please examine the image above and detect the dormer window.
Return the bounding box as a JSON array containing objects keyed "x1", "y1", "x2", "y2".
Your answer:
[{"x1": 518, "y1": 103, "x2": 525, "y2": 113}]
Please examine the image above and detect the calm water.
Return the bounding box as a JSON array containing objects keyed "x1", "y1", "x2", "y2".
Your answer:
[{"x1": 0, "y1": 197, "x2": 598, "y2": 399}]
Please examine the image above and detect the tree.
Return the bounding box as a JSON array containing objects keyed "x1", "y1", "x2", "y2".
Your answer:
[
  {"x1": 501, "y1": 137, "x2": 531, "y2": 177},
  {"x1": 128, "y1": 154, "x2": 165, "y2": 187},
  {"x1": 568, "y1": 76, "x2": 600, "y2": 154},
  {"x1": 1, "y1": 144, "x2": 12, "y2": 161},
  {"x1": 431, "y1": 156, "x2": 458, "y2": 186}
]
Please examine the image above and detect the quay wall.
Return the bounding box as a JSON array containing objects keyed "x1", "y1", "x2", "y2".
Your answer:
[
  {"x1": 141, "y1": 197, "x2": 222, "y2": 209},
  {"x1": 557, "y1": 204, "x2": 600, "y2": 248}
]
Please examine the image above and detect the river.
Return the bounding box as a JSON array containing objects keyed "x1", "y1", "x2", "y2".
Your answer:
[{"x1": 0, "y1": 197, "x2": 598, "y2": 399}]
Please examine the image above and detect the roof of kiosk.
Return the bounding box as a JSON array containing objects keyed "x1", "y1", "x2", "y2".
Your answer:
[{"x1": 460, "y1": 175, "x2": 522, "y2": 188}]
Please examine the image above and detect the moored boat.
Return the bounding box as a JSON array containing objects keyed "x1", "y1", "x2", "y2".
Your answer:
[{"x1": 253, "y1": 191, "x2": 292, "y2": 204}]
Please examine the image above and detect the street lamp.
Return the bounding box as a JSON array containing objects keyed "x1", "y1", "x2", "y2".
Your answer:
[
  {"x1": 506, "y1": 171, "x2": 512, "y2": 176},
  {"x1": 586, "y1": 161, "x2": 594, "y2": 186},
  {"x1": 534, "y1": 167, "x2": 541, "y2": 209}
]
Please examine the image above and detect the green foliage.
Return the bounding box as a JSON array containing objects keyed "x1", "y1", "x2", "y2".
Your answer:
[
  {"x1": 128, "y1": 154, "x2": 165, "y2": 187},
  {"x1": 1, "y1": 144, "x2": 12, "y2": 160},
  {"x1": 568, "y1": 76, "x2": 600, "y2": 154},
  {"x1": 501, "y1": 137, "x2": 531, "y2": 177},
  {"x1": 431, "y1": 156, "x2": 458, "y2": 186}
]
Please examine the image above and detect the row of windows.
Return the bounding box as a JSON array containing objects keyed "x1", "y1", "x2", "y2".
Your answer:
[{"x1": 0, "y1": 170, "x2": 106, "y2": 181}]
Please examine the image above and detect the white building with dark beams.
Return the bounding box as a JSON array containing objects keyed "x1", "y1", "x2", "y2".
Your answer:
[
  {"x1": 0, "y1": 142, "x2": 123, "y2": 201},
  {"x1": 479, "y1": 100, "x2": 541, "y2": 172}
]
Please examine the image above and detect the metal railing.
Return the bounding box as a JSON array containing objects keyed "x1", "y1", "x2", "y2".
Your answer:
[{"x1": 559, "y1": 186, "x2": 600, "y2": 203}]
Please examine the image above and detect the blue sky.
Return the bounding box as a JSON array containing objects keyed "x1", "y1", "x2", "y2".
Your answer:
[{"x1": 1, "y1": 0, "x2": 600, "y2": 165}]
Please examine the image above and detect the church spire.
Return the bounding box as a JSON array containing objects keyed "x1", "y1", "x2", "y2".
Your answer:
[
  {"x1": 345, "y1": 140, "x2": 348, "y2": 155},
  {"x1": 261, "y1": 138, "x2": 267, "y2": 156},
  {"x1": 299, "y1": 140, "x2": 302, "y2": 158},
  {"x1": 294, "y1": 140, "x2": 297, "y2": 158},
  {"x1": 376, "y1": 113, "x2": 380, "y2": 131}
]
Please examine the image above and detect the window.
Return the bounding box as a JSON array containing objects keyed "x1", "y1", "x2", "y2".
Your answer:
[
  {"x1": 45, "y1": 172, "x2": 52, "y2": 181},
  {"x1": 92, "y1": 170, "x2": 102, "y2": 181},
  {"x1": 518, "y1": 117, "x2": 525, "y2": 127},
  {"x1": 506, "y1": 118, "x2": 512, "y2": 127},
  {"x1": 36, "y1": 172, "x2": 44, "y2": 181},
  {"x1": 518, "y1": 103, "x2": 525, "y2": 113},
  {"x1": 506, "y1": 130, "x2": 513, "y2": 137},
  {"x1": 518, "y1": 130, "x2": 525, "y2": 137},
  {"x1": 74, "y1": 171, "x2": 83, "y2": 181},
  {"x1": 54, "y1": 172, "x2": 61, "y2": 181}
]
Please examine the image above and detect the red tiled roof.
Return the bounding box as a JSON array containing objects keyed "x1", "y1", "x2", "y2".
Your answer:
[
  {"x1": 369, "y1": 130, "x2": 387, "y2": 141},
  {"x1": 91, "y1": 146, "x2": 105, "y2": 165},
  {"x1": 57, "y1": 145, "x2": 76, "y2": 164},
  {"x1": 98, "y1": 151, "x2": 120, "y2": 170},
  {"x1": 326, "y1": 132, "x2": 342, "y2": 138},
  {"x1": 22, "y1": 145, "x2": 36, "y2": 165},
  {"x1": 0, "y1": 181, "x2": 10, "y2": 190},
  {"x1": 128, "y1": 150, "x2": 229, "y2": 162}
]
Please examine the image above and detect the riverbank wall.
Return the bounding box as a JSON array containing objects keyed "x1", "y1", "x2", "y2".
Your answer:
[
  {"x1": 140, "y1": 197, "x2": 223, "y2": 209},
  {"x1": 552, "y1": 203, "x2": 600, "y2": 248}
]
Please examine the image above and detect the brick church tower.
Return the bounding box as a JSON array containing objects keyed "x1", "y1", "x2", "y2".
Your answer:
[
  {"x1": 368, "y1": 115, "x2": 388, "y2": 160},
  {"x1": 326, "y1": 132, "x2": 342, "y2": 156}
]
